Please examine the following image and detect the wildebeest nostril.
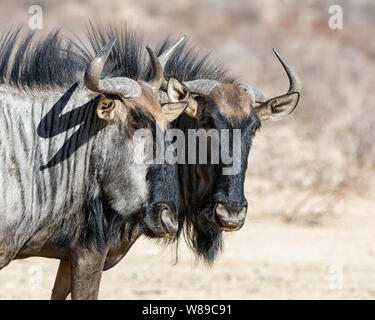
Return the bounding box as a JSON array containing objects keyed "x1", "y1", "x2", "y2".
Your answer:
[
  {"x1": 215, "y1": 203, "x2": 247, "y2": 231},
  {"x1": 237, "y1": 206, "x2": 247, "y2": 220},
  {"x1": 161, "y1": 209, "x2": 178, "y2": 235},
  {"x1": 216, "y1": 203, "x2": 229, "y2": 219}
]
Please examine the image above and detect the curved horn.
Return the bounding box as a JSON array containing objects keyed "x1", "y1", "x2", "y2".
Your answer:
[
  {"x1": 84, "y1": 38, "x2": 141, "y2": 98},
  {"x1": 146, "y1": 35, "x2": 220, "y2": 96},
  {"x1": 182, "y1": 79, "x2": 219, "y2": 96},
  {"x1": 272, "y1": 48, "x2": 301, "y2": 95},
  {"x1": 159, "y1": 35, "x2": 187, "y2": 68},
  {"x1": 84, "y1": 38, "x2": 116, "y2": 92},
  {"x1": 242, "y1": 49, "x2": 301, "y2": 104},
  {"x1": 145, "y1": 46, "x2": 163, "y2": 91},
  {"x1": 240, "y1": 84, "x2": 269, "y2": 103},
  {"x1": 146, "y1": 35, "x2": 187, "y2": 91},
  {"x1": 162, "y1": 36, "x2": 220, "y2": 96}
]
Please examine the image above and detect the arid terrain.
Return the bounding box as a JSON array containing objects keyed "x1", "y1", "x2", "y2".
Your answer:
[{"x1": 0, "y1": 0, "x2": 374, "y2": 299}]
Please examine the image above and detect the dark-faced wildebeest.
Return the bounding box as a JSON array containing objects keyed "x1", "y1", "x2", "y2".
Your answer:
[
  {"x1": 0, "y1": 29, "x2": 187, "y2": 299},
  {"x1": 111, "y1": 36, "x2": 300, "y2": 264},
  {"x1": 155, "y1": 40, "x2": 301, "y2": 263}
]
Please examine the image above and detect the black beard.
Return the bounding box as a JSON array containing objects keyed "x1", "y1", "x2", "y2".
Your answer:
[
  {"x1": 193, "y1": 228, "x2": 223, "y2": 264},
  {"x1": 185, "y1": 200, "x2": 223, "y2": 264}
]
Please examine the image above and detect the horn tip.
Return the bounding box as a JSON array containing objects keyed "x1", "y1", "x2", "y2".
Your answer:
[
  {"x1": 145, "y1": 46, "x2": 157, "y2": 58},
  {"x1": 177, "y1": 35, "x2": 187, "y2": 46},
  {"x1": 97, "y1": 37, "x2": 117, "y2": 57},
  {"x1": 272, "y1": 48, "x2": 286, "y2": 64},
  {"x1": 106, "y1": 37, "x2": 117, "y2": 48}
]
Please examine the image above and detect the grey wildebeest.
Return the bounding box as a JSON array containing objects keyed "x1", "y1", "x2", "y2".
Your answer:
[{"x1": 0, "y1": 28, "x2": 187, "y2": 299}]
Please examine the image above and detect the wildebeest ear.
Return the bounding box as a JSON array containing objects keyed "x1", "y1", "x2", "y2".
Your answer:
[
  {"x1": 96, "y1": 96, "x2": 118, "y2": 121},
  {"x1": 167, "y1": 77, "x2": 189, "y2": 102},
  {"x1": 254, "y1": 92, "x2": 300, "y2": 121},
  {"x1": 161, "y1": 102, "x2": 187, "y2": 122},
  {"x1": 167, "y1": 77, "x2": 198, "y2": 118}
]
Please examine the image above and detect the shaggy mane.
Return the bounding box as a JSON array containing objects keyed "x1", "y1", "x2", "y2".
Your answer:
[{"x1": 0, "y1": 23, "x2": 234, "y2": 90}]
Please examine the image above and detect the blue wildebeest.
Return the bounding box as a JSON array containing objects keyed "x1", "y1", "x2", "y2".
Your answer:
[
  {"x1": 153, "y1": 39, "x2": 302, "y2": 263},
  {"x1": 0, "y1": 29, "x2": 187, "y2": 299},
  {"x1": 52, "y1": 31, "x2": 301, "y2": 295}
]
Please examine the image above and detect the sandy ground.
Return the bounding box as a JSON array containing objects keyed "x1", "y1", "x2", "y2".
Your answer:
[{"x1": 1, "y1": 180, "x2": 374, "y2": 300}]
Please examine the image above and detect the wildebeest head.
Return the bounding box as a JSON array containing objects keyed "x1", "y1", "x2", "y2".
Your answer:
[
  {"x1": 84, "y1": 38, "x2": 187, "y2": 238},
  {"x1": 167, "y1": 49, "x2": 301, "y2": 262}
]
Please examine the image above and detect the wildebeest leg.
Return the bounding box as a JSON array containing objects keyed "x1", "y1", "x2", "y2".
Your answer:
[
  {"x1": 70, "y1": 248, "x2": 107, "y2": 300},
  {"x1": 51, "y1": 260, "x2": 71, "y2": 300}
]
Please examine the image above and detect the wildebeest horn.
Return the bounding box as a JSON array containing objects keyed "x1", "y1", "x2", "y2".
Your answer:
[
  {"x1": 273, "y1": 48, "x2": 301, "y2": 95},
  {"x1": 146, "y1": 35, "x2": 187, "y2": 91},
  {"x1": 84, "y1": 37, "x2": 142, "y2": 98},
  {"x1": 241, "y1": 49, "x2": 301, "y2": 103},
  {"x1": 145, "y1": 46, "x2": 163, "y2": 91},
  {"x1": 182, "y1": 49, "x2": 301, "y2": 101},
  {"x1": 159, "y1": 35, "x2": 187, "y2": 69},
  {"x1": 182, "y1": 79, "x2": 219, "y2": 96}
]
